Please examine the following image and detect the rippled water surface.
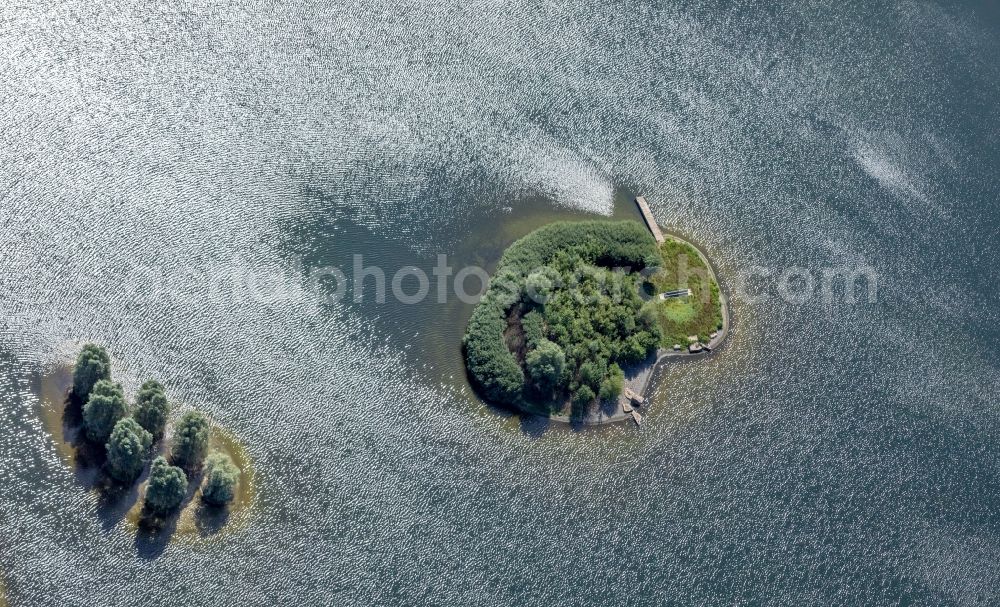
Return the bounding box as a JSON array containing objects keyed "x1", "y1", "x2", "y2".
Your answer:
[{"x1": 2, "y1": 1, "x2": 1000, "y2": 605}]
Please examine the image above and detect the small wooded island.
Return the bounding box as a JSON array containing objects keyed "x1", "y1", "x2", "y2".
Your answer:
[
  {"x1": 69, "y1": 344, "x2": 244, "y2": 528},
  {"x1": 463, "y1": 217, "x2": 727, "y2": 424}
]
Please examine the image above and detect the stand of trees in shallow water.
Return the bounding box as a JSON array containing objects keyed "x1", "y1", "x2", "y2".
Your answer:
[
  {"x1": 71, "y1": 345, "x2": 241, "y2": 523},
  {"x1": 463, "y1": 221, "x2": 663, "y2": 416}
]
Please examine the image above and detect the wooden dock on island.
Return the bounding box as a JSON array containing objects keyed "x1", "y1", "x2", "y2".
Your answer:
[{"x1": 635, "y1": 196, "x2": 664, "y2": 244}]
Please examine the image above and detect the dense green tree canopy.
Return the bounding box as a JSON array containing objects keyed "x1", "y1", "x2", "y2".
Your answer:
[
  {"x1": 599, "y1": 364, "x2": 625, "y2": 402},
  {"x1": 82, "y1": 380, "x2": 128, "y2": 444},
  {"x1": 521, "y1": 310, "x2": 547, "y2": 347},
  {"x1": 463, "y1": 268, "x2": 525, "y2": 403},
  {"x1": 105, "y1": 417, "x2": 153, "y2": 482},
  {"x1": 144, "y1": 456, "x2": 188, "y2": 514},
  {"x1": 464, "y1": 221, "x2": 661, "y2": 414},
  {"x1": 524, "y1": 269, "x2": 556, "y2": 304},
  {"x1": 134, "y1": 380, "x2": 169, "y2": 439},
  {"x1": 72, "y1": 344, "x2": 111, "y2": 399},
  {"x1": 200, "y1": 451, "x2": 241, "y2": 506},
  {"x1": 170, "y1": 411, "x2": 211, "y2": 470},
  {"x1": 573, "y1": 385, "x2": 595, "y2": 407},
  {"x1": 525, "y1": 339, "x2": 566, "y2": 393}
]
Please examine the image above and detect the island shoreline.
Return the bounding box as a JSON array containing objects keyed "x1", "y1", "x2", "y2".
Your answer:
[{"x1": 466, "y1": 198, "x2": 732, "y2": 428}]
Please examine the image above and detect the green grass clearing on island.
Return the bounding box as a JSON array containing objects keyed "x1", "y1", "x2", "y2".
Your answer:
[
  {"x1": 644, "y1": 236, "x2": 724, "y2": 348},
  {"x1": 662, "y1": 299, "x2": 697, "y2": 323}
]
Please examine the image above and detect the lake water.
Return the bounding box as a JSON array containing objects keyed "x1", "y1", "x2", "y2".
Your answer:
[{"x1": 1, "y1": 1, "x2": 999, "y2": 605}]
